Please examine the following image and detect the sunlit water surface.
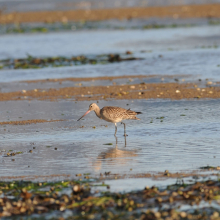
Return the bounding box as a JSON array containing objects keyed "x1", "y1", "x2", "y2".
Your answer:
[{"x1": 0, "y1": 99, "x2": 220, "y2": 182}]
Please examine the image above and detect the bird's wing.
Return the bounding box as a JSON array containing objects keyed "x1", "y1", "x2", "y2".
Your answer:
[{"x1": 101, "y1": 106, "x2": 127, "y2": 120}]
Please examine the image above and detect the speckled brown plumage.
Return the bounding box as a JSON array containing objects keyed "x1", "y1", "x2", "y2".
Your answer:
[
  {"x1": 77, "y1": 103, "x2": 141, "y2": 136},
  {"x1": 100, "y1": 106, "x2": 140, "y2": 123}
]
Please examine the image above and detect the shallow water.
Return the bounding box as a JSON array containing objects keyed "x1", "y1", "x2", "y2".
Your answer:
[
  {"x1": 1, "y1": 99, "x2": 220, "y2": 181},
  {"x1": 0, "y1": 25, "x2": 220, "y2": 83},
  {"x1": 1, "y1": 26, "x2": 220, "y2": 59}
]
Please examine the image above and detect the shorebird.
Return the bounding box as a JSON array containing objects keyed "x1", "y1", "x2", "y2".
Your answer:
[{"x1": 77, "y1": 103, "x2": 141, "y2": 136}]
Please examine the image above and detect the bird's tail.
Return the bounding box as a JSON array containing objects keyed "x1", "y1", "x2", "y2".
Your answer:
[
  {"x1": 135, "y1": 112, "x2": 142, "y2": 115},
  {"x1": 126, "y1": 109, "x2": 142, "y2": 120},
  {"x1": 127, "y1": 108, "x2": 142, "y2": 115}
]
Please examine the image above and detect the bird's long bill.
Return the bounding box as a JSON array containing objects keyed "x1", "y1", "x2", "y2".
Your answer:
[{"x1": 77, "y1": 110, "x2": 90, "y2": 121}]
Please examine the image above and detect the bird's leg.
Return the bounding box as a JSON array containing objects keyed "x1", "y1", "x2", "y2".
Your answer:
[
  {"x1": 121, "y1": 122, "x2": 127, "y2": 136},
  {"x1": 114, "y1": 123, "x2": 117, "y2": 136},
  {"x1": 124, "y1": 135, "x2": 127, "y2": 147},
  {"x1": 115, "y1": 135, "x2": 118, "y2": 145}
]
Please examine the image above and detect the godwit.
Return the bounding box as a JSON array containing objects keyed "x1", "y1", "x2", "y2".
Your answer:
[{"x1": 77, "y1": 103, "x2": 141, "y2": 136}]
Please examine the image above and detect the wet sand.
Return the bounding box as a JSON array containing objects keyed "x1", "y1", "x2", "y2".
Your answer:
[
  {"x1": 0, "y1": 119, "x2": 64, "y2": 125},
  {"x1": 0, "y1": 75, "x2": 219, "y2": 102},
  {"x1": 0, "y1": 169, "x2": 217, "y2": 181},
  {"x1": 22, "y1": 74, "x2": 162, "y2": 83},
  {"x1": 1, "y1": 3, "x2": 220, "y2": 24}
]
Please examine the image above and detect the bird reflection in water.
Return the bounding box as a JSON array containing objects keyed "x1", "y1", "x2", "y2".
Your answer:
[{"x1": 92, "y1": 136, "x2": 138, "y2": 171}]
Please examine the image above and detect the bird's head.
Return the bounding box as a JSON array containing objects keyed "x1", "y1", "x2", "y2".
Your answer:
[
  {"x1": 88, "y1": 103, "x2": 98, "y2": 111},
  {"x1": 77, "y1": 103, "x2": 98, "y2": 121}
]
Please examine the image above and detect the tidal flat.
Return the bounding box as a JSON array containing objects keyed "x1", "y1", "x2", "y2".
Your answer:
[{"x1": 1, "y1": 3, "x2": 220, "y2": 218}]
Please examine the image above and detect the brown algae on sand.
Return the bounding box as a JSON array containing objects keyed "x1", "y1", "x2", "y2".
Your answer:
[
  {"x1": 0, "y1": 178, "x2": 220, "y2": 219},
  {"x1": 0, "y1": 54, "x2": 143, "y2": 70}
]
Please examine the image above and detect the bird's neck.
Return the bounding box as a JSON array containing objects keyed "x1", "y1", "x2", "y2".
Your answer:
[{"x1": 94, "y1": 107, "x2": 101, "y2": 119}]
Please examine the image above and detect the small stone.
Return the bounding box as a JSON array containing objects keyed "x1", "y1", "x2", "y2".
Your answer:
[
  {"x1": 212, "y1": 212, "x2": 219, "y2": 218},
  {"x1": 154, "y1": 212, "x2": 161, "y2": 218},
  {"x1": 180, "y1": 212, "x2": 187, "y2": 218},
  {"x1": 73, "y1": 185, "x2": 80, "y2": 192}
]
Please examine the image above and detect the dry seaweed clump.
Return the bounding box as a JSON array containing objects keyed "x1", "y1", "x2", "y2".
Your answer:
[{"x1": 1, "y1": 179, "x2": 220, "y2": 219}]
